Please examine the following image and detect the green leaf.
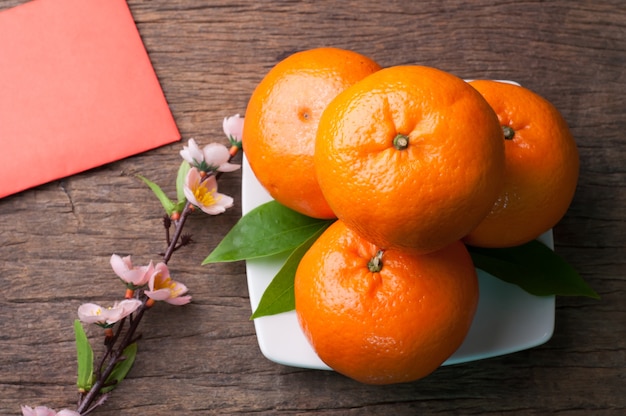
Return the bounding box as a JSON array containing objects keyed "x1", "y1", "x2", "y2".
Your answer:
[
  {"x1": 74, "y1": 320, "x2": 94, "y2": 392},
  {"x1": 467, "y1": 240, "x2": 599, "y2": 299},
  {"x1": 175, "y1": 161, "x2": 191, "y2": 205},
  {"x1": 174, "y1": 200, "x2": 187, "y2": 214},
  {"x1": 101, "y1": 342, "x2": 138, "y2": 393},
  {"x1": 138, "y1": 175, "x2": 176, "y2": 215},
  {"x1": 203, "y1": 201, "x2": 333, "y2": 264},
  {"x1": 251, "y1": 224, "x2": 329, "y2": 319}
]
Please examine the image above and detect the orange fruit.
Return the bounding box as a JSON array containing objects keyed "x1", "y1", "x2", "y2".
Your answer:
[
  {"x1": 464, "y1": 80, "x2": 580, "y2": 247},
  {"x1": 315, "y1": 65, "x2": 505, "y2": 253},
  {"x1": 294, "y1": 220, "x2": 479, "y2": 385},
  {"x1": 242, "y1": 47, "x2": 381, "y2": 219}
]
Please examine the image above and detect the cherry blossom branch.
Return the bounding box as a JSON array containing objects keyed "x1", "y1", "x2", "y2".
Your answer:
[{"x1": 21, "y1": 115, "x2": 244, "y2": 416}]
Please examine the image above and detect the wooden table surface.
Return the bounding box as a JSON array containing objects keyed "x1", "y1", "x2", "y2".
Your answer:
[{"x1": 1, "y1": 0, "x2": 624, "y2": 414}]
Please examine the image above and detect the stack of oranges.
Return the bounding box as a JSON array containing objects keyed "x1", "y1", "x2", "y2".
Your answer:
[{"x1": 242, "y1": 47, "x2": 579, "y2": 384}]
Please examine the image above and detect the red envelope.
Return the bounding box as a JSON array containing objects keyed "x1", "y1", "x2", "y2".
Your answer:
[{"x1": 0, "y1": 0, "x2": 180, "y2": 199}]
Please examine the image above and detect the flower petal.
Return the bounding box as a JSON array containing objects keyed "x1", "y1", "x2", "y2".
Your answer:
[
  {"x1": 148, "y1": 262, "x2": 171, "y2": 290},
  {"x1": 77, "y1": 303, "x2": 105, "y2": 324},
  {"x1": 110, "y1": 254, "x2": 131, "y2": 277},
  {"x1": 169, "y1": 280, "x2": 189, "y2": 296},
  {"x1": 198, "y1": 204, "x2": 225, "y2": 215},
  {"x1": 20, "y1": 406, "x2": 57, "y2": 416},
  {"x1": 202, "y1": 143, "x2": 230, "y2": 166},
  {"x1": 144, "y1": 288, "x2": 172, "y2": 301},
  {"x1": 223, "y1": 114, "x2": 244, "y2": 141},
  {"x1": 144, "y1": 264, "x2": 191, "y2": 305},
  {"x1": 20, "y1": 405, "x2": 36, "y2": 416},
  {"x1": 110, "y1": 255, "x2": 153, "y2": 286},
  {"x1": 56, "y1": 410, "x2": 81, "y2": 416},
  {"x1": 180, "y1": 138, "x2": 204, "y2": 165},
  {"x1": 101, "y1": 299, "x2": 141, "y2": 325},
  {"x1": 128, "y1": 262, "x2": 154, "y2": 286},
  {"x1": 114, "y1": 299, "x2": 143, "y2": 318},
  {"x1": 184, "y1": 166, "x2": 202, "y2": 188},
  {"x1": 200, "y1": 143, "x2": 240, "y2": 172},
  {"x1": 183, "y1": 167, "x2": 202, "y2": 206},
  {"x1": 217, "y1": 162, "x2": 241, "y2": 173},
  {"x1": 197, "y1": 191, "x2": 234, "y2": 215}
]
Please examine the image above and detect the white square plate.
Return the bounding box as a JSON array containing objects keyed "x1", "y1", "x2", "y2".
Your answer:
[{"x1": 241, "y1": 156, "x2": 555, "y2": 370}]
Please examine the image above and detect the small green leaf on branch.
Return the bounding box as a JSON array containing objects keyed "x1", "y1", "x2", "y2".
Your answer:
[
  {"x1": 176, "y1": 161, "x2": 191, "y2": 206},
  {"x1": 138, "y1": 175, "x2": 176, "y2": 215},
  {"x1": 74, "y1": 319, "x2": 94, "y2": 392},
  {"x1": 100, "y1": 343, "x2": 138, "y2": 393}
]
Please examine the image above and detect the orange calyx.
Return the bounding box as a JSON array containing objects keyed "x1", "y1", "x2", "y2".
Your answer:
[{"x1": 124, "y1": 287, "x2": 135, "y2": 299}]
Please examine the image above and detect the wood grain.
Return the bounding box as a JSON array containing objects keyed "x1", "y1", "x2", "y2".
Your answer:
[{"x1": 1, "y1": 0, "x2": 624, "y2": 414}]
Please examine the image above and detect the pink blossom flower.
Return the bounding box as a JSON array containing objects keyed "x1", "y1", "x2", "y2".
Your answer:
[
  {"x1": 144, "y1": 262, "x2": 191, "y2": 306},
  {"x1": 183, "y1": 167, "x2": 233, "y2": 215},
  {"x1": 110, "y1": 254, "x2": 154, "y2": 288},
  {"x1": 223, "y1": 114, "x2": 244, "y2": 143},
  {"x1": 77, "y1": 299, "x2": 142, "y2": 327},
  {"x1": 180, "y1": 139, "x2": 239, "y2": 173},
  {"x1": 21, "y1": 406, "x2": 80, "y2": 416}
]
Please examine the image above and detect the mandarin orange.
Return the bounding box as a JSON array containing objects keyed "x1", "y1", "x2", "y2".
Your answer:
[
  {"x1": 464, "y1": 80, "x2": 580, "y2": 247},
  {"x1": 294, "y1": 220, "x2": 479, "y2": 385},
  {"x1": 242, "y1": 47, "x2": 381, "y2": 219},
  {"x1": 314, "y1": 65, "x2": 505, "y2": 252}
]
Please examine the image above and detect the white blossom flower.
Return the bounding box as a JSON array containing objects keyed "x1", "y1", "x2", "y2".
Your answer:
[{"x1": 180, "y1": 139, "x2": 240, "y2": 173}]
